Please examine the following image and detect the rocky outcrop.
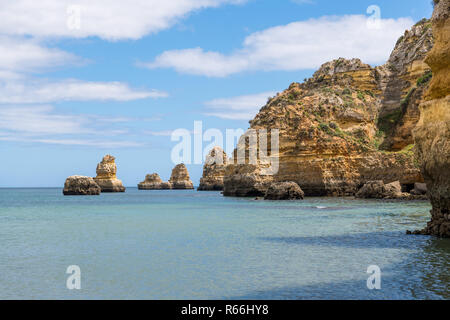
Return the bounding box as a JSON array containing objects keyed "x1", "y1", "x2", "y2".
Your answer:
[
  {"x1": 169, "y1": 164, "x2": 194, "y2": 189},
  {"x1": 63, "y1": 175, "x2": 101, "y2": 196},
  {"x1": 138, "y1": 173, "x2": 171, "y2": 190},
  {"x1": 356, "y1": 180, "x2": 404, "y2": 199},
  {"x1": 413, "y1": 0, "x2": 450, "y2": 237},
  {"x1": 94, "y1": 155, "x2": 126, "y2": 192},
  {"x1": 264, "y1": 182, "x2": 304, "y2": 200},
  {"x1": 223, "y1": 20, "x2": 433, "y2": 198},
  {"x1": 198, "y1": 146, "x2": 228, "y2": 191}
]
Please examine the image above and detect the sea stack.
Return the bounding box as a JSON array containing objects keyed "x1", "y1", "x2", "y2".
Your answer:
[
  {"x1": 413, "y1": 0, "x2": 450, "y2": 237},
  {"x1": 138, "y1": 173, "x2": 172, "y2": 190},
  {"x1": 63, "y1": 175, "x2": 101, "y2": 196},
  {"x1": 198, "y1": 146, "x2": 228, "y2": 191},
  {"x1": 169, "y1": 164, "x2": 194, "y2": 189},
  {"x1": 94, "y1": 155, "x2": 126, "y2": 192}
]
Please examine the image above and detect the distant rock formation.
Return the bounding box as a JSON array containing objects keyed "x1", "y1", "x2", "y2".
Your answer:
[
  {"x1": 169, "y1": 164, "x2": 194, "y2": 189},
  {"x1": 198, "y1": 146, "x2": 228, "y2": 191},
  {"x1": 223, "y1": 20, "x2": 433, "y2": 198},
  {"x1": 356, "y1": 180, "x2": 404, "y2": 199},
  {"x1": 138, "y1": 173, "x2": 172, "y2": 190},
  {"x1": 94, "y1": 155, "x2": 126, "y2": 192},
  {"x1": 413, "y1": 0, "x2": 450, "y2": 237},
  {"x1": 264, "y1": 182, "x2": 304, "y2": 200},
  {"x1": 63, "y1": 176, "x2": 101, "y2": 196}
]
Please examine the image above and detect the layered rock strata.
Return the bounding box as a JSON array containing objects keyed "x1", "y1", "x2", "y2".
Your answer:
[
  {"x1": 63, "y1": 176, "x2": 101, "y2": 196},
  {"x1": 169, "y1": 164, "x2": 194, "y2": 189},
  {"x1": 223, "y1": 20, "x2": 434, "y2": 198},
  {"x1": 94, "y1": 155, "x2": 126, "y2": 192},
  {"x1": 138, "y1": 173, "x2": 172, "y2": 190},
  {"x1": 198, "y1": 146, "x2": 228, "y2": 191},
  {"x1": 413, "y1": 0, "x2": 450, "y2": 237}
]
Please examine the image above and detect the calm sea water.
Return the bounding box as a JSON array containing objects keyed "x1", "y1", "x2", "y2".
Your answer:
[{"x1": 0, "y1": 188, "x2": 448, "y2": 300}]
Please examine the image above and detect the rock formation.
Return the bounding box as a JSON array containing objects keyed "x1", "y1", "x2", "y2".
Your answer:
[
  {"x1": 264, "y1": 182, "x2": 305, "y2": 200},
  {"x1": 198, "y1": 146, "x2": 228, "y2": 191},
  {"x1": 94, "y1": 155, "x2": 126, "y2": 192},
  {"x1": 356, "y1": 180, "x2": 404, "y2": 199},
  {"x1": 223, "y1": 20, "x2": 433, "y2": 198},
  {"x1": 169, "y1": 164, "x2": 194, "y2": 189},
  {"x1": 138, "y1": 173, "x2": 172, "y2": 190},
  {"x1": 63, "y1": 175, "x2": 101, "y2": 196},
  {"x1": 413, "y1": 0, "x2": 450, "y2": 237}
]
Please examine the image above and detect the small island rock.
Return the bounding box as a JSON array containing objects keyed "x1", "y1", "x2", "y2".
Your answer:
[
  {"x1": 63, "y1": 175, "x2": 101, "y2": 196},
  {"x1": 264, "y1": 182, "x2": 305, "y2": 200},
  {"x1": 169, "y1": 164, "x2": 194, "y2": 189},
  {"x1": 138, "y1": 173, "x2": 172, "y2": 190},
  {"x1": 94, "y1": 155, "x2": 126, "y2": 192}
]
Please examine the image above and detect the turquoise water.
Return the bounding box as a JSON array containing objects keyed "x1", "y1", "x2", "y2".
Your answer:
[{"x1": 0, "y1": 188, "x2": 448, "y2": 300}]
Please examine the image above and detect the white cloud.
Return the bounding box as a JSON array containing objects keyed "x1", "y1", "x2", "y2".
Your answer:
[
  {"x1": 0, "y1": 105, "x2": 148, "y2": 147},
  {"x1": 0, "y1": 0, "x2": 245, "y2": 40},
  {"x1": 0, "y1": 79, "x2": 167, "y2": 103},
  {"x1": 204, "y1": 91, "x2": 276, "y2": 120},
  {"x1": 0, "y1": 36, "x2": 81, "y2": 78},
  {"x1": 144, "y1": 130, "x2": 176, "y2": 137},
  {"x1": 144, "y1": 15, "x2": 414, "y2": 77}
]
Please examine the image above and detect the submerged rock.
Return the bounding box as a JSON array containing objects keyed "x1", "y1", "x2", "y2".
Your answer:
[
  {"x1": 169, "y1": 164, "x2": 194, "y2": 189},
  {"x1": 264, "y1": 182, "x2": 305, "y2": 200},
  {"x1": 198, "y1": 146, "x2": 228, "y2": 191},
  {"x1": 94, "y1": 155, "x2": 126, "y2": 192},
  {"x1": 63, "y1": 175, "x2": 101, "y2": 196},
  {"x1": 138, "y1": 173, "x2": 172, "y2": 190},
  {"x1": 413, "y1": 0, "x2": 450, "y2": 237}
]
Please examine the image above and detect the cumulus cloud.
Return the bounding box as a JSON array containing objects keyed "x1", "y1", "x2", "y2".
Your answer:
[
  {"x1": 144, "y1": 15, "x2": 414, "y2": 77},
  {"x1": 0, "y1": 0, "x2": 245, "y2": 40},
  {"x1": 204, "y1": 91, "x2": 276, "y2": 120}
]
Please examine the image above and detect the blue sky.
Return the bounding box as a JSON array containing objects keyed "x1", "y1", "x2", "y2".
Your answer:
[{"x1": 0, "y1": 0, "x2": 433, "y2": 187}]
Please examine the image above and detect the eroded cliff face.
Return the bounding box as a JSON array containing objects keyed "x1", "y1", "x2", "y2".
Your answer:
[
  {"x1": 223, "y1": 20, "x2": 434, "y2": 197},
  {"x1": 94, "y1": 155, "x2": 126, "y2": 192},
  {"x1": 198, "y1": 146, "x2": 228, "y2": 191},
  {"x1": 413, "y1": 0, "x2": 450, "y2": 237},
  {"x1": 169, "y1": 164, "x2": 194, "y2": 189}
]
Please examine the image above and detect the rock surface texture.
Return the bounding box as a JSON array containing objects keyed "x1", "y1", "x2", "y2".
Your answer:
[
  {"x1": 198, "y1": 146, "x2": 228, "y2": 191},
  {"x1": 223, "y1": 21, "x2": 433, "y2": 198},
  {"x1": 169, "y1": 164, "x2": 194, "y2": 189},
  {"x1": 138, "y1": 173, "x2": 171, "y2": 190},
  {"x1": 264, "y1": 182, "x2": 305, "y2": 200},
  {"x1": 413, "y1": 0, "x2": 450, "y2": 237},
  {"x1": 63, "y1": 175, "x2": 101, "y2": 195},
  {"x1": 94, "y1": 155, "x2": 126, "y2": 192}
]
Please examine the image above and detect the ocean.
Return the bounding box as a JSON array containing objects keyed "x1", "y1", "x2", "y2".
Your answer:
[{"x1": 0, "y1": 188, "x2": 448, "y2": 299}]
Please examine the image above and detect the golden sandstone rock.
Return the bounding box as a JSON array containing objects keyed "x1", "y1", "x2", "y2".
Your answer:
[
  {"x1": 223, "y1": 20, "x2": 435, "y2": 198},
  {"x1": 169, "y1": 164, "x2": 194, "y2": 189},
  {"x1": 413, "y1": 0, "x2": 450, "y2": 237},
  {"x1": 63, "y1": 175, "x2": 101, "y2": 196},
  {"x1": 94, "y1": 155, "x2": 126, "y2": 192},
  {"x1": 138, "y1": 173, "x2": 171, "y2": 190},
  {"x1": 198, "y1": 146, "x2": 228, "y2": 191}
]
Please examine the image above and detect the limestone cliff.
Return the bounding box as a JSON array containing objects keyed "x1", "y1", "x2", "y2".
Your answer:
[
  {"x1": 94, "y1": 155, "x2": 126, "y2": 192},
  {"x1": 169, "y1": 164, "x2": 194, "y2": 189},
  {"x1": 223, "y1": 20, "x2": 434, "y2": 197},
  {"x1": 413, "y1": 0, "x2": 450, "y2": 237},
  {"x1": 198, "y1": 146, "x2": 228, "y2": 191},
  {"x1": 138, "y1": 173, "x2": 171, "y2": 190}
]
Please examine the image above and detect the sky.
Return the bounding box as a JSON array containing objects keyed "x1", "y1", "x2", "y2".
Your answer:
[{"x1": 0, "y1": 0, "x2": 434, "y2": 187}]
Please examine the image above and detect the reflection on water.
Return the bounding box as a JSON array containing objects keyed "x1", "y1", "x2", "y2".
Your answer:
[{"x1": 0, "y1": 188, "x2": 448, "y2": 299}]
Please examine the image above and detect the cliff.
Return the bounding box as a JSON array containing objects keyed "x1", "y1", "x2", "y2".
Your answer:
[
  {"x1": 94, "y1": 155, "x2": 126, "y2": 192},
  {"x1": 413, "y1": 0, "x2": 450, "y2": 237},
  {"x1": 169, "y1": 164, "x2": 194, "y2": 189},
  {"x1": 198, "y1": 146, "x2": 228, "y2": 191},
  {"x1": 223, "y1": 20, "x2": 434, "y2": 197}
]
